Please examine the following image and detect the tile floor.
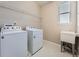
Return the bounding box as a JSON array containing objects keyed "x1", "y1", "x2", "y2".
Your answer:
[{"x1": 32, "y1": 40, "x2": 74, "y2": 57}]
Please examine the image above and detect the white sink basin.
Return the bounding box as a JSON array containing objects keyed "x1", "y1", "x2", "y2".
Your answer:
[{"x1": 76, "y1": 33, "x2": 79, "y2": 37}]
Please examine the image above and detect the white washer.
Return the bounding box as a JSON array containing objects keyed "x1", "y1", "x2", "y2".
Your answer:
[
  {"x1": 0, "y1": 26, "x2": 27, "y2": 57},
  {"x1": 26, "y1": 27, "x2": 43, "y2": 55}
]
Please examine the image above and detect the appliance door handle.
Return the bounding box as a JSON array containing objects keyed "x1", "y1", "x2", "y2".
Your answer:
[
  {"x1": 33, "y1": 36, "x2": 36, "y2": 38},
  {"x1": 1, "y1": 36, "x2": 4, "y2": 39}
]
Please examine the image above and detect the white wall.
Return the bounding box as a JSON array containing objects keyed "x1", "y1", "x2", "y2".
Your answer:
[{"x1": 0, "y1": 1, "x2": 41, "y2": 28}]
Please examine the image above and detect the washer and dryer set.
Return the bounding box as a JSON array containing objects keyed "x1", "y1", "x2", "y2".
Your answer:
[{"x1": 0, "y1": 24, "x2": 43, "y2": 57}]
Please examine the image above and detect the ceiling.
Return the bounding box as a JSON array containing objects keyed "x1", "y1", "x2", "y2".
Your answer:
[{"x1": 35, "y1": 1, "x2": 52, "y2": 6}]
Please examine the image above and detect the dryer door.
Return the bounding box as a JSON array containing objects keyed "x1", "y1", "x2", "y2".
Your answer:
[{"x1": 32, "y1": 31, "x2": 43, "y2": 54}]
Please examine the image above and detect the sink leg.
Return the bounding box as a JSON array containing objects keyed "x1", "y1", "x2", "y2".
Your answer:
[
  {"x1": 72, "y1": 44, "x2": 75, "y2": 57},
  {"x1": 61, "y1": 41, "x2": 64, "y2": 52}
]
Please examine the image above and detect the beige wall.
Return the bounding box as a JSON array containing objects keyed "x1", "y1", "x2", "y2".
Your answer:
[
  {"x1": 41, "y1": 2, "x2": 60, "y2": 44},
  {"x1": 41, "y1": 1, "x2": 77, "y2": 44},
  {"x1": 0, "y1": 1, "x2": 41, "y2": 28},
  {"x1": 0, "y1": 1, "x2": 77, "y2": 44}
]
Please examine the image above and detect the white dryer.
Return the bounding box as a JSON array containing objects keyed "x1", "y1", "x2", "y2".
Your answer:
[
  {"x1": 26, "y1": 27, "x2": 43, "y2": 55},
  {"x1": 0, "y1": 26, "x2": 27, "y2": 57}
]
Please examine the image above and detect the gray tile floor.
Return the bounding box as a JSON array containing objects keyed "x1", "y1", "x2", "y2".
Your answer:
[{"x1": 32, "y1": 40, "x2": 74, "y2": 57}]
